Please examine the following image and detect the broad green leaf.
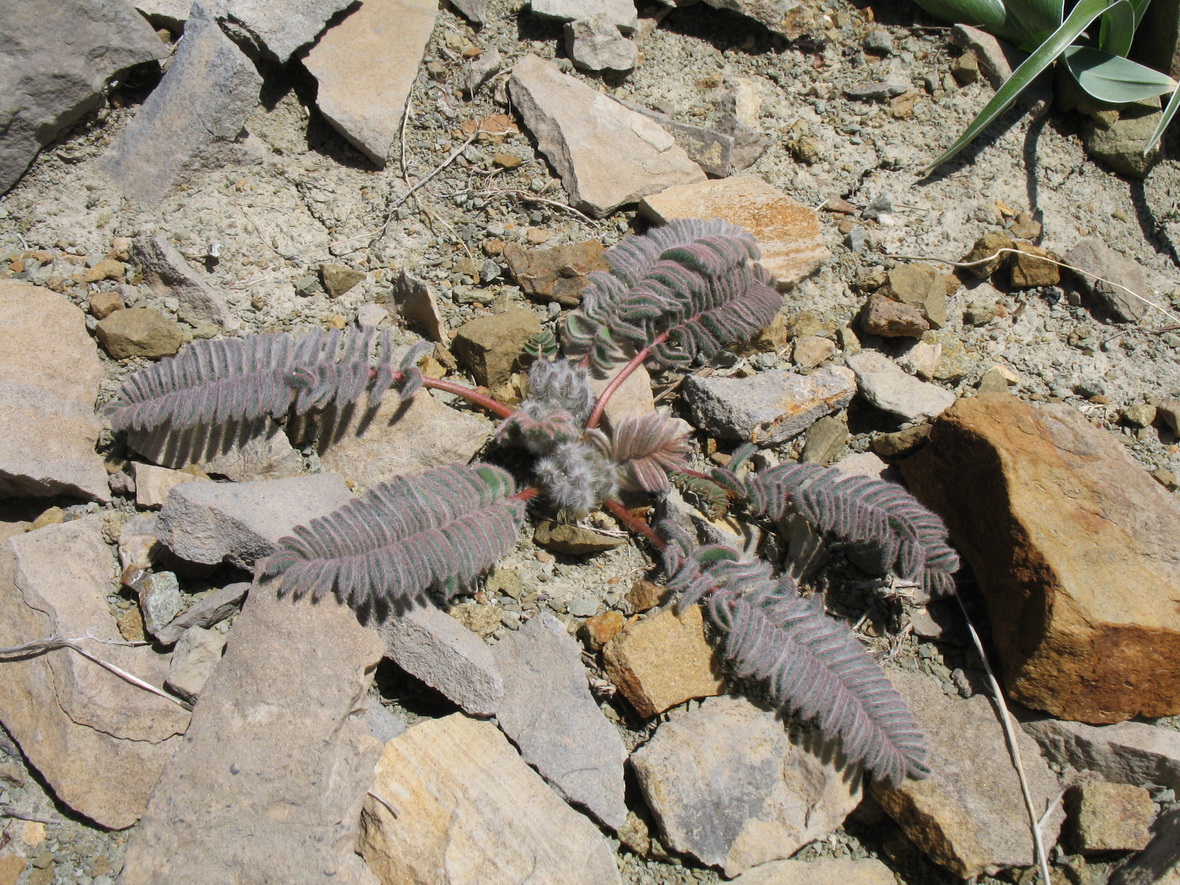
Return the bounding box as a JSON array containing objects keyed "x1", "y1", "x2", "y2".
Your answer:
[
  {"x1": 1063, "y1": 46, "x2": 1176, "y2": 103},
  {"x1": 910, "y1": 0, "x2": 1052, "y2": 49},
  {"x1": 1145, "y1": 85, "x2": 1180, "y2": 153},
  {"x1": 923, "y1": 0, "x2": 1131, "y2": 173},
  {"x1": 1096, "y1": 0, "x2": 1136, "y2": 56}
]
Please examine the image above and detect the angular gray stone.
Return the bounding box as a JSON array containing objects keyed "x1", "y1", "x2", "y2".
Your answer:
[
  {"x1": 0, "y1": 0, "x2": 168, "y2": 193},
  {"x1": 388, "y1": 269, "x2": 449, "y2": 344},
  {"x1": 619, "y1": 99, "x2": 744, "y2": 178},
  {"x1": 164, "y1": 624, "x2": 229, "y2": 702},
  {"x1": 701, "y1": 0, "x2": 813, "y2": 39},
  {"x1": 493, "y1": 611, "x2": 628, "y2": 830},
  {"x1": 156, "y1": 473, "x2": 354, "y2": 569},
  {"x1": 133, "y1": 570, "x2": 183, "y2": 637},
  {"x1": 846, "y1": 351, "x2": 956, "y2": 422},
  {"x1": 101, "y1": 3, "x2": 263, "y2": 205},
  {"x1": 212, "y1": 0, "x2": 356, "y2": 62},
  {"x1": 134, "y1": 0, "x2": 194, "y2": 31},
  {"x1": 378, "y1": 603, "x2": 504, "y2": 716},
  {"x1": 0, "y1": 517, "x2": 190, "y2": 829},
  {"x1": 132, "y1": 234, "x2": 231, "y2": 328},
  {"x1": 119, "y1": 579, "x2": 384, "y2": 885},
  {"x1": 154, "y1": 581, "x2": 250, "y2": 645},
  {"x1": 565, "y1": 17, "x2": 638, "y2": 72},
  {"x1": 872, "y1": 669, "x2": 1064, "y2": 880},
  {"x1": 304, "y1": 0, "x2": 438, "y2": 166},
  {"x1": 630, "y1": 695, "x2": 862, "y2": 876},
  {"x1": 0, "y1": 282, "x2": 110, "y2": 502},
  {"x1": 1021, "y1": 717, "x2": 1180, "y2": 791},
  {"x1": 1063, "y1": 238, "x2": 1152, "y2": 323},
  {"x1": 531, "y1": 0, "x2": 638, "y2": 33},
  {"x1": 508, "y1": 54, "x2": 705, "y2": 217},
  {"x1": 951, "y1": 24, "x2": 1024, "y2": 88},
  {"x1": 449, "y1": 0, "x2": 488, "y2": 26},
  {"x1": 680, "y1": 366, "x2": 856, "y2": 445}
]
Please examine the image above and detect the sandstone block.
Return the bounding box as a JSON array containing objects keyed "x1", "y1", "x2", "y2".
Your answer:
[{"x1": 900, "y1": 394, "x2": 1180, "y2": 722}]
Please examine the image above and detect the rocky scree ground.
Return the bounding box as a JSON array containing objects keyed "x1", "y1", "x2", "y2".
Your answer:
[{"x1": 1, "y1": 0, "x2": 1180, "y2": 884}]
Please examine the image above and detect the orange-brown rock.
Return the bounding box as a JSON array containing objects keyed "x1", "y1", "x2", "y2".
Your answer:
[
  {"x1": 900, "y1": 393, "x2": 1180, "y2": 723},
  {"x1": 638, "y1": 176, "x2": 829, "y2": 288},
  {"x1": 602, "y1": 604, "x2": 724, "y2": 718}
]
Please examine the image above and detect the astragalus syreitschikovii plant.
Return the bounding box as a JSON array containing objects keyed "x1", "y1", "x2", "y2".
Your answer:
[
  {"x1": 104, "y1": 217, "x2": 959, "y2": 786},
  {"x1": 914, "y1": 0, "x2": 1178, "y2": 171}
]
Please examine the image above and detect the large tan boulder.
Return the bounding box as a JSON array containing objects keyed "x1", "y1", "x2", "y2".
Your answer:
[{"x1": 900, "y1": 393, "x2": 1180, "y2": 722}]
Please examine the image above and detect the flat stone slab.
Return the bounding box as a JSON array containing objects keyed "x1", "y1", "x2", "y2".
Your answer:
[
  {"x1": 846, "y1": 350, "x2": 956, "y2": 422},
  {"x1": 132, "y1": 234, "x2": 231, "y2": 328},
  {"x1": 639, "y1": 176, "x2": 830, "y2": 288},
  {"x1": 681, "y1": 366, "x2": 856, "y2": 445},
  {"x1": 0, "y1": 282, "x2": 109, "y2": 502},
  {"x1": 304, "y1": 0, "x2": 438, "y2": 166},
  {"x1": 872, "y1": 669, "x2": 1063, "y2": 880},
  {"x1": 900, "y1": 394, "x2": 1180, "y2": 722},
  {"x1": 156, "y1": 473, "x2": 354, "y2": 569},
  {"x1": 214, "y1": 0, "x2": 356, "y2": 62},
  {"x1": 119, "y1": 579, "x2": 384, "y2": 884},
  {"x1": 0, "y1": 0, "x2": 167, "y2": 193},
  {"x1": 0, "y1": 517, "x2": 189, "y2": 829},
  {"x1": 493, "y1": 611, "x2": 628, "y2": 829},
  {"x1": 509, "y1": 53, "x2": 705, "y2": 217},
  {"x1": 101, "y1": 3, "x2": 263, "y2": 205},
  {"x1": 379, "y1": 602, "x2": 503, "y2": 716},
  {"x1": 631, "y1": 694, "x2": 862, "y2": 877},
  {"x1": 1022, "y1": 716, "x2": 1180, "y2": 791},
  {"x1": 360, "y1": 714, "x2": 622, "y2": 884}
]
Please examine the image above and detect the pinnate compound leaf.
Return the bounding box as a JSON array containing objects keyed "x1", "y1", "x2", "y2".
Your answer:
[
  {"x1": 565, "y1": 219, "x2": 780, "y2": 372},
  {"x1": 105, "y1": 328, "x2": 425, "y2": 432},
  {"x1": 744, "y1": 462, "x2": 959, "y2": 598},
  {"x1": 610, "y1": 413, "x2": 690, "y2": 492},
  {"x1": 262, "y1": 463, "x2": 524, "y2": 610},
  {"x1": 662, "y1": 535, "x2": 929, "y2": 785}
]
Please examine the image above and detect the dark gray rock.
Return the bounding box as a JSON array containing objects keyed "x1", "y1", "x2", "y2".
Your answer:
[
  {"x1": 1063, "y1": 238, "x2": 1152, "y2": 323},
  {"x1": 100, "y1": 3, "x2": 263, "y2": 205},
  {"x1": 133, "y1": 570, "x2": 183, "y2": 637},
  {"x1": 493, "y1": 611, "x2": 628, "y2": 830},
  {"x1": 154, "y1": 582, "x2": 250, "y2": 645},
  {"x1": 213, "y1": 0, "x2": 356, "y2": 62},
  {"x1": 132, "y1": 234, "x2": 231, "y2": 328},
  {"x1": 0, "y1": 0, "x2": 168, "y2": 194},
  {"x1": 448, "y1": 0, "x2": 488, "y2": 26}
]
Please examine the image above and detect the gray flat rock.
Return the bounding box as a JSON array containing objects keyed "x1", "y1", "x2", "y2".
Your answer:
[
  {"x1": 0, "y1": 517, "x2": 190, "y2": 829},
  {"x1": 1022, "y1": 716, "x2": 1180, "y2": 791},
  {"x1": 213, "y1": 0, "x2": 355, "y2": 62},
  {"x1": 119, "y1": 579, "x2": 384, "y2": 885},
  {"x1": 101, "y1": 3, "x2": 263, "y2": 205},
  {"x1": 154, "y1": 581, "x2": 250, "y2": 645},
  {"x1": 156, "y1": 473, "x2": 354, "y2": 569},
  {"x1": 0, "y1": 0, "x2": 167, "y2": 193},
  {"x1": 304, "y1": 0, "x2": 438, "y2": 166},
  {"x1": 631, "y1": 694, "x2": 862, "y2": 876},
  {"x1": 132, "y1": 234, "x2": 231, "y2": 328},
  {"x1": 846, "y1": 351, "x2": 956, "y2": 422},
  {"x1": 493, "y1": 611, "x2": 628, "y2": 830},
  {"x1": 508, "y1": 54, "x2": 705, "y2": 217},
  {"x1": 565, "y1": 17, "x2": 638, "y2": 72},
  {"x1": 0, "y1": 282, "x2": 110, "y2": 502},
  {"x1": 681, "y1": 366, "x2": 856, "y2": 445},
  {"x1": 379, "y1": 602, "x2": 504, "y2": 716},
  {"x1": 531, "y1": 0, "x2": 638, "y2": 33}
]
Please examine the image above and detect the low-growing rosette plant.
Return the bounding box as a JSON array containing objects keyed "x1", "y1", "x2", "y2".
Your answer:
[{"x1": 105, "y1": 218, "x2": 960, "y2": 786}]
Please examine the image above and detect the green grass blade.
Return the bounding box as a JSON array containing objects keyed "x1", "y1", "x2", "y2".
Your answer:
[
  {"x1": 1145, "y1": 85, "x2": 1180, "y2": 152},
  {"x1": 922, "y1": 0, "x2": 1126, "y2": 173},
  {"x1": 1063, "y1": 46, "x2": 1176, "y2": 102}
]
